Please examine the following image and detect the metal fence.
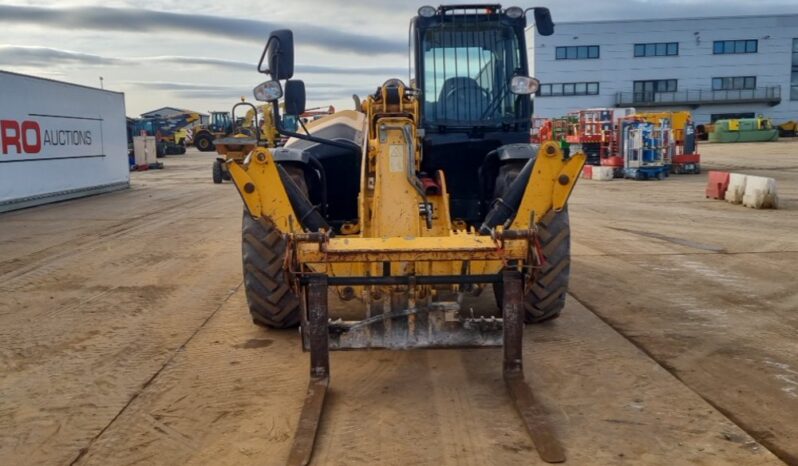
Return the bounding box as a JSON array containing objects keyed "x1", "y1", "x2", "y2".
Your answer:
[{"x1": 615, "y1": 86, "x2": 781, "y2": 107}]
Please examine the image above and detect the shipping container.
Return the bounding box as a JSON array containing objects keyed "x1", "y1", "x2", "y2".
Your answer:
[{"x1": 0, "y1": 71, "x2": 129, "y2": 212}]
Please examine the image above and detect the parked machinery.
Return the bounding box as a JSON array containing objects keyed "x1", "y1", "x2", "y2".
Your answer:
[
  {"x1": 659, "y1": 117, "x2": 675, "y2": 171},
  {"x1": 777, "y1": 120, "x2": 797, "y2": 137},
  {"x1": 709, "y1": 117, "x2": 779, "y2": 143},
  {"x1": 621, "y1": 119, "x2": 670, "y2": 180},
  {"x1": 599, "y1": 111, "x2": 624, "y2": 177},
  {"x1": 126, "y1": 116, "x2": 191, "y2": 157},
  {"x1": 569, "y1": 108, "x2": 615, "y2": 166},
  {"x1": 551, "y1": 113, "x2": 577, "y2": 143},
  {"x1": 299, "y1": 105, "x2": 336, "y2": 123},
  {"x1": 227, "y1": 6, "x2": 584, "y2": 464},
  {"x1": 637, "y1": 112, "x2": 700, "y2": 174},
  {"x1": 188, "y1": 111, "x2": 233, "y2": 151},
  {"x1": 148, "y1": 111, "x2": 202, "y2": 146},
  {"x1": 530, "y1": 117, "x2": 551, "y2": 143}
]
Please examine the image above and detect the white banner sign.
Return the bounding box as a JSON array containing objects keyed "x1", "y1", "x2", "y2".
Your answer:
[
  {"x1": 1, "y1": 113, "x2": 105, "y2": 162},
  {"x1": 0, "y1": 71, "x2": 129, "y2": 211}
]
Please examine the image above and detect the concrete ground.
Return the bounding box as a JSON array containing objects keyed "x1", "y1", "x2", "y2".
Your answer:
[{"x1": 0, "y1": 142, "x2": 795, "y2": 465}]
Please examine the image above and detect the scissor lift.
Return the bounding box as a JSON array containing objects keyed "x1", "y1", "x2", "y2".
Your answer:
[{"x1": 622, "y1": 120, "x2": 670, "y2": 180}]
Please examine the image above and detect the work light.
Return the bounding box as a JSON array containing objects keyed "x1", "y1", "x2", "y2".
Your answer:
[
  {"x1": 418, "y1": 5, "x2": 436, "y2": 17},
  {"x1": 505, "y1": 6, "x2": 523, "y2": 18},
  {"x1": 253, "y1": 80, "x2": 283, "y2": 102},
  {"x1": 510, "y1": 76, "x2": 540, "y2": 95}
]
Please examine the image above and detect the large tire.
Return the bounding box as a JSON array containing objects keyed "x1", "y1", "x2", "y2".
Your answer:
[
  {"x1": 493, "y1": 209, "x2": 571, "y2": 323},
  {"x1": 195, "y1": 133, "x2": 215, "y2": 152},
  {"x1": 242, "y1": 213, "x2": 301, "y2": 328},
  {"x1": 212, "y1": 159, "x2": 223, "y2": 184},
  {"x1": 490, "y1": 158, "x2": 571, "y2": 323}
]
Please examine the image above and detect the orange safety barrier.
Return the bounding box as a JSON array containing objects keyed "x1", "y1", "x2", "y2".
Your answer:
[{"x1": 705, "y1": 171, "x2": 730, "y2": 199}]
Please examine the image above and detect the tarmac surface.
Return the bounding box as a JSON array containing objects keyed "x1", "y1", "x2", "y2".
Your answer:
[{"x1": 0, "y1": 142, "x2": 795, "y2": 465}]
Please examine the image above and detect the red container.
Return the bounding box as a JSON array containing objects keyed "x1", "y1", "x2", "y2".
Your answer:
[
  {"x1": 705, "y1": 171, "x2": 730, "y2": 199},
  {"x1": 582, "y1": 165, "x2": 593, "y2": 179}
]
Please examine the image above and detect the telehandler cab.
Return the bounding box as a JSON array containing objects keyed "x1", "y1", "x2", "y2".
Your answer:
[{"x1": 227, "y1": 5, "x2": 585, "y2": 464}]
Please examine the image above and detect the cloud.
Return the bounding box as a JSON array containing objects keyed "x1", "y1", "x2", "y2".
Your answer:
[
  {"x1": 0, "y1": 45, "x2": 407, "y2": 76},
  {"x1": 0, "y1": 4, "x2": 403, "y2": 56},
  {"x1": 0, "y1": 45, "x2": 122, "y2": 66},
  {"x1": 121, "y1": 80, "x2": 251, "y2": 99},
  {"x1": 143, "y1": 56, "x2": 407, "y2": 76},
  {"x1": 122, "y1": 80, "x2": 368, "y2": 101}
]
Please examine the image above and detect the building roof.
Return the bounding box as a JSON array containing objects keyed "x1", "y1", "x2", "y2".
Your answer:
[{"x1": 141, "y1": 106, "x2": 208, "y2": 117}]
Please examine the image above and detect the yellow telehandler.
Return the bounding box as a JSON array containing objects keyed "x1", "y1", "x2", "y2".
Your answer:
[{"x1": 228, "y1": 5, "x2": 584, "y2": 464}]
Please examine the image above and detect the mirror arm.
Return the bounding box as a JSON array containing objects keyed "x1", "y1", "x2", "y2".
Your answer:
[{"x1": 232, "y1": 102, "x2": 260, "y2": 142}]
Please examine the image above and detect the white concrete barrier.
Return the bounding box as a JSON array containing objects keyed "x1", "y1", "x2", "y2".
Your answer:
[
  {"x1": 725, "y1": 173, "x2": 747, "y2": 204},
  {"x1": 593, "y1": 166, "x2": 615, "y2": 181},
  {"x1": 742, "y1": 175, "x2": 779, "y2": 209}
]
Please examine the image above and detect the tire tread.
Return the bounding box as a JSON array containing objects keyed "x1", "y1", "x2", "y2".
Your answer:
[{"x1": 242, "y1": 213, "x2": 301, "y2": 328}]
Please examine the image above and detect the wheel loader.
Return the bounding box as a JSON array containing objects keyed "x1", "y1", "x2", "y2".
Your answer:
[
  {"x1": 227, "y1": 5, "x2": 585, "y2": 464},
  {"x1": 189, "y1": 111, "x2": 233, "y2": 151}
]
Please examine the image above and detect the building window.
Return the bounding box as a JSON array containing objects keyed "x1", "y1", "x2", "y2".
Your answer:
[
  {"x1": 634, "y1": 42, "x2": 678, "y2": 57},
  {"x1": 712, "y1": 76, "x2": 757, "y2": 90},
  {"x1": 538, "y1": 82, "x2": 600, "y2": 96},
  {"x1": 792, "y1": 39, "x2": 798, "y2": 100},
  {"x1": 555, "y1": 45, "x2": 599, "y2": 60},
  {"x1": 713, "y1": 39, "x2": 758, "y2": 54},
  {"x1": 633, "y1": 79, "x2": 677, "y2": 102}
]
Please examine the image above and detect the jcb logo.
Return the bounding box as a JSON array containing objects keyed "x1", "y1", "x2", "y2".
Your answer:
[{"x1": 1, "y1": 120, "x2": 42, "y2": 154}]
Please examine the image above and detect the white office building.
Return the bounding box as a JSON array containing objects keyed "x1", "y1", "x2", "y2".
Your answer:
[{"x1": 528, "y1": 14, "x2": 798, "y2": 123}]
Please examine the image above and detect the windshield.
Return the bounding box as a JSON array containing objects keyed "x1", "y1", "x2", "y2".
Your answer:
[{"x1": 421, "y1": 21, "x2": 521, "y2": 127}]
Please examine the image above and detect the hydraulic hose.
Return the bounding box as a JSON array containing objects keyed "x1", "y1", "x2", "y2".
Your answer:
[
  {"x1": 276, "y1": 164, "x2": 330, "y2": 233},
  {"x1": 478, "y1": 158, "x2": 534, "y2": 235},
  {"x1": 307, "y1": 156, "x2": 328, "y2": 217}
]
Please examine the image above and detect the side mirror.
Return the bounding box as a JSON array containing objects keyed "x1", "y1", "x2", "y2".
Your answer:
[
  {"x1": 253, "y1": 80, "x2": 283, "y2": 102},
  {"x1": 258, "y1": 29, "x2": 294, "y2": 80},
  {"x1": 533, "y1": 8, "x2": 554, "y2": 36},
  {"x1": 284, "y1": 80, "x2": 306, "y2": 116}
]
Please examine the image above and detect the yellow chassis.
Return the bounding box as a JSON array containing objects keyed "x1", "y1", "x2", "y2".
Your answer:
[{"x1": 228, "y1": 139, "x2": 584, "y2": 280}]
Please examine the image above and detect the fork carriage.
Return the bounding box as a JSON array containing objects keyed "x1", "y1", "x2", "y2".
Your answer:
[{"x1": 289, "y1": 240, "x2": 566, "y2": 465}]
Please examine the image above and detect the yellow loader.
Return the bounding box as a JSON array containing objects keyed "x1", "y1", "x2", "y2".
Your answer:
[{"x1": 228, "y1": 5, "x2": 585, "y2": 464}]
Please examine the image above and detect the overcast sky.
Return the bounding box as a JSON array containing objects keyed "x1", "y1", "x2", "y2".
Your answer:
[{"x1": 2, "y1": 0, "x2": 797, "y2": 116}]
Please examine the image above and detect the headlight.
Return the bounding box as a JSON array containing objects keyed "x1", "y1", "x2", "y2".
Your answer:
[
  {"x1": 505, "y1": 6, "x2": 523, "y2": 18},
  {"x1": 510, "y1": 76, "x2": 540, "y2": 95},
  {"x1": 418, "y1": 5, "x2": 436, "y2": 17},
  {"x1": 253, "y1": 80, "x2": 283, "y2": 102}
]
